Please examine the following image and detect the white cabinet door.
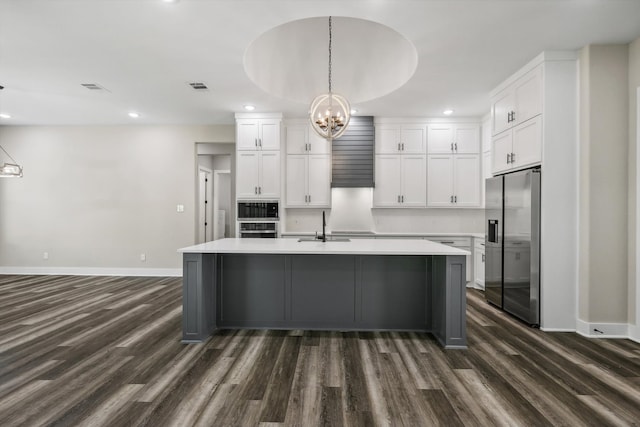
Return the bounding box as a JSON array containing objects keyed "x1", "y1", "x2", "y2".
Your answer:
[
  {"x1": 514, "y1": 65, "x2": 542, "y2": 126},
  {"x1": 286, "y1": 155, "x2": 308, "y2": 206},
  {"x1": 237, "y1": 152, "x2": 260, "y2": 198},
  {"x1": 259, "y1": 119, "x2": 281, "y2": 150},
  {"x1": 308, "y1": 155, "x2": 331, "y2": 206},
  {"x1": 454, "y1": 155, "x2": 480, "y2": 207},
  {"x1": 427, "y1": 155, "x2": 454, "y2": 206},
  {"x1": 375, "y1": 125, "x2": 401, "y2": 153},
  {"x1": 237, "y1": 121, "x2": 260, "y2": 151},
  {"x1": 492, "y1": 131, "x2": 512, "y2": 175},
  {"x1": 453, "y1": 124, "x2": 480, "y2": 154},
  {"x1": 401, "y1": 155, "x2": 426, "y2": 206},
  {"x1": 400, "y1": 126, "x2": 425, "y2": 153},
  {"x1": 491, "y1": 88, "x2": 514, "y2": 136},
  {"x1": 286, "y1": 126, "x2": 308, "y2": 154},
  {"x1": 308, "y1": 128, "x2": 331, "y2": 154},
  {"x1": 373, "y1": 155, "x2": 401, "y2": 206},
  {"x1": 258, "y1": 151, "x2": 280, "y2": 198},
  {"x1": 427, "y1": 124, "x2": 454, "y2": 153},
  {"x1": 512, "y1": 115, "x2": 542, "y2": 169}
]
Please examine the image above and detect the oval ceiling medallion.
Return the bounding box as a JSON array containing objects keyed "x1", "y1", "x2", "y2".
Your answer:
[{"x1": 244, "y1": 16, "x2": 418, "y2": 104}]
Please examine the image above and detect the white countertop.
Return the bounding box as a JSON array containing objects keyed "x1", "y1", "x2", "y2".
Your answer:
[{"x1": 179, "y1": 238, "x2": 470, "y2": 256}]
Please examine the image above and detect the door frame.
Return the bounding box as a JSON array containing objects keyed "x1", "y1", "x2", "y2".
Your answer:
[{"x1": 213, "y1": 169, "x2": 231, "y2": 240}]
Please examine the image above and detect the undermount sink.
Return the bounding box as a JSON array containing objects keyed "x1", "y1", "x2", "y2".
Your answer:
[{"x1": 297, "y1": 237, "x2": 351, "y2": 242}]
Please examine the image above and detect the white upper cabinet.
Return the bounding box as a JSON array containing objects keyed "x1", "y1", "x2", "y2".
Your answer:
[
  {"x1": 236, "y1": 118, "x2": 281, "y2": 151},
  {"x1": 373, "y1": 154, "x2": 426, "y2": 207},
  {"x1": 286, "y1": 123, "x2": 330, "y2": 155},
  {"x1": 427, "y1": 154, "x2": 480, "y2": 207},
  {"x1": 491, "y1": 65, "x2": 542, "y2": 136},
  {"x1": 491, "y1": 114, "x2": 542, "y2": 175},
  {"x1": 285, "y1": 154, "x2": 331, "y2": 208},
  {"x1": 236, "y1": 151, "x2": 281, "y2": 199},
  {"x1": 375, "y1": 124, "x2": 425, "y2": 154},
  {"x1": 428, "y1": 124, "x2": 480, "y2": 154}
]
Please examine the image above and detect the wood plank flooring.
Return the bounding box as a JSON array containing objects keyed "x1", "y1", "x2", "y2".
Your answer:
[{"x1": 1, "y1": 274, "x2": 639, "y2": 426}]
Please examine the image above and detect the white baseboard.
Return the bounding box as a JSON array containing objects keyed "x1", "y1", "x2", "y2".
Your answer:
[
  {"x1": 0, "y1": 266, "x2": 182, "y2": 277},
  {"x1": 576, "y1": 319, "x2": 629, "y2": 339}
]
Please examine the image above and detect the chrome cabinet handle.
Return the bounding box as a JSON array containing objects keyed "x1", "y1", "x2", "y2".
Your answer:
[
  {"x1": 450, "y1": 195, "x2": 453, "y2": 203},
  {"x1": 454, "y1": 195, "x2": 457, "y2": 203},
  {"x1": 511, "y1": 152, "x2": 515, "y2": 163},
  {"x1": 255, "y1": 138, "x2": 258, "y2": 147},
  {"x1": 482, "y1": 254, "x2": 485, "y2": 262},
  {"x1": 454, "y1": 143, "x2": 458, "y2": 152},
  {"x1": 401, "y1": 143, "x2": 405, "y2": 151},
  {"x1": 401, "y1": 195, "x2": 404, "y2": 203},
  {"x1": 258, "y1": 187, "x2": 262, "y2": 194},
  {"x1": 451, "y1": 142, "x2": 454, "y2": 152},
  {"x1": 308, "y1": 195, "x2": 311, "y2": 203},
  {"x1": 507, "y1": 153, "x2": 511, "y2": 164},
  {"x1": 397, "y1": 195, "x2": 401, "y2": 203},
  {"x1": 255, "y1": 187, "x2": 258, "y2": 194},
  {"x1": 397, "y1": 143, "x2": 401, "y2": 151}
]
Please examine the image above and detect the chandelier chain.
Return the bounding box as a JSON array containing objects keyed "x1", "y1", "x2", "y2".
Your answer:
[{"x1": 328, "y1": 16, "x2": 332, "y2": 93}]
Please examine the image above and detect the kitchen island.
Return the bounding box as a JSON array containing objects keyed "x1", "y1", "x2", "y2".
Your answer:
[{"x1": 179, "y1": 238, "x2": 468, "y2": 348}]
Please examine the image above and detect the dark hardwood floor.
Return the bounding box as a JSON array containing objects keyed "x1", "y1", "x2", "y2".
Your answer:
[{"x1": 1, "y1": 274, "x2": 639, "y2": 426}]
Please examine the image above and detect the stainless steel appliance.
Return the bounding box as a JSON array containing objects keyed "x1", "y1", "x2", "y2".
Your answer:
[
  {"x1": 485, "y1": 168, "x2": 541, "y2": 326},
  {"x1": 237, "y1": 200, "x2": 279, "y2": 238}
]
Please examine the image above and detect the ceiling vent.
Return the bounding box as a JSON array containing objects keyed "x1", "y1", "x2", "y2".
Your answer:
[
  {"x1": 80, "y1": 83, "x2": 108, "y2": 91},
  {"x1": 188, "y1": 82, "x2": 209, "y2": 91}
]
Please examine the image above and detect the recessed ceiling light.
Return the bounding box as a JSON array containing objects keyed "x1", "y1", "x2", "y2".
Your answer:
[
  {"x1": 350, "y1": 109, "x2": 358, "y2": 114},
  {"x1": 128, "y1": 112, "x2": 140, "y2": 118},
  {"x1": 443, "y1": 109, "x2": 454, "y2": 116},
  {"x1": 162, "y1": 0, "x2": 178, "y2": 3},
  {"x1": 0, "y1": 113, "x2": 10, "y2": 119},
  {"x1": 243, "y1": 105, "x2": 255, "y2": 111}
]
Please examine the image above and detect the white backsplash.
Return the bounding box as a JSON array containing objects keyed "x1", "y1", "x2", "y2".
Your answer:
[{"x1": 284, "y1": 188, "x2": 485, "y2": 234}]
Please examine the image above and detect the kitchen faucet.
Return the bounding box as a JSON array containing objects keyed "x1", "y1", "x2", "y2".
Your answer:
[{"x1": 316, "y1": 210, "x2": 327, "y2": 242}]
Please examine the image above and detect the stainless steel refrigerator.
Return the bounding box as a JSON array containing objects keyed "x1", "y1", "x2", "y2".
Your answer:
[{"x1": 485, "y1": 168, "x2": 541, "y2": 326}]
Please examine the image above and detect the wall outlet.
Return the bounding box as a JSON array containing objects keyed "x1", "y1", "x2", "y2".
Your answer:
[
  {"x1": 176, "y1": 204, "x2": 184, "y2": 213},
  {"x1": 43, "y1": 252, "x2": 49, "y2": 260},
  {"x1": 140, "y1": 253, "x2": 146, "y2": 262}
]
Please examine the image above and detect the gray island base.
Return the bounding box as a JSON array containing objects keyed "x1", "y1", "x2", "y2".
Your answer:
[{"x1": 179, "y1": 238, "x2": 468, "y2": 349}]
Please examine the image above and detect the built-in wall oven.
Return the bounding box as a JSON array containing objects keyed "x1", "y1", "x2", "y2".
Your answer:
[{"x1": 237, "y1": 201, "x2": 279, "y2": 238}]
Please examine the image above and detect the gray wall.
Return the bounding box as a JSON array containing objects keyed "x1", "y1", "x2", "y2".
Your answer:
[
  {"x1": 0, "y1": 125, "x2": 234, "y2": 271},
  {"x1": 578, "y1": 45, "x2": 629, "y2": 323}
]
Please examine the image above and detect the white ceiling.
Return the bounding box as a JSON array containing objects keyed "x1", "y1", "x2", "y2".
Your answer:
[{"x1": 1, "y1": 0, "x2": 640, "y2": 126}]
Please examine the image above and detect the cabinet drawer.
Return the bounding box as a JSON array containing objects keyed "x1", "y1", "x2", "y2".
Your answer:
[
  {"x1": 474, "y1": 237, "x2": 486, "y2": 250},
  {"x1": 427, "y1": 236, "x2": 471, "y2": 248}
]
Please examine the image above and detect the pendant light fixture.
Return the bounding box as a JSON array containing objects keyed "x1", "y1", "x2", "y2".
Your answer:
[
  {"x1": 0, "y1": 144, "x2": 23, "y2": 178},
  {"x1": 309, "y1": 16, "x2": 351, "y2": 141}
]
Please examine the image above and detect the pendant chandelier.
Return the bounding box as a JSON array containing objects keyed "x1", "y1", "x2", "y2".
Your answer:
[
  {"x1": 309, "y1": 16, "x2": 351, "y2": 141},
  {"x1": 0, "y1": 144, "x2": 22, "y2": 178}
]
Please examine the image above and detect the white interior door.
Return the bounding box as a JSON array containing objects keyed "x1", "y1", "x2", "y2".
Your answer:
[{"x1": 198, "y1": 166, "x2": 213, "y2": 243}]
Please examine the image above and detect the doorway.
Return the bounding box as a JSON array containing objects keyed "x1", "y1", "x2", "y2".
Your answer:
[{"x1": 197, "y1": 153, "x2": 232, "y2": 243}]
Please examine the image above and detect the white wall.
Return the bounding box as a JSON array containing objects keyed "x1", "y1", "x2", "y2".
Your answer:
[{"x1": 0, "y1": 125, "x2": 234, "y2": 274}]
